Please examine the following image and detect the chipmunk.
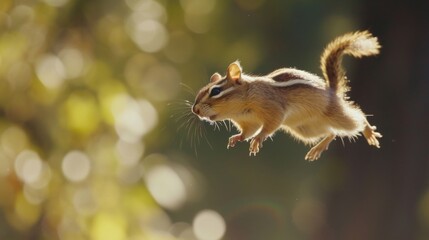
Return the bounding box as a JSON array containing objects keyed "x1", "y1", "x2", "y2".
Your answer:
[{"x1": 191, "y1": 31, "x2": 382, "y2": 160}]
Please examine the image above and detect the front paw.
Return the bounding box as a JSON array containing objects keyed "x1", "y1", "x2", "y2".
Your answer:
[
  {"x1": 227, "y1": 134, "x2": 243, "y2": 149},
  {"x1": 249, "y1": 137, "x2": 263, "y2": 156}
]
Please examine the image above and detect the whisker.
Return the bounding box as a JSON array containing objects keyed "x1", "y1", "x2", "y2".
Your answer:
[
  {"x1": 169, "y1": 81, "x2": 211, "y2": 156},
  {"x1": 169, "y1": 94, "x2": 216, "y2": 155},
  {"x1": 186, "y1": 118, "x2": 196, "y2": 141},
  {"x1": 199, "y1": 119, "x2": 217, "y2": 150},
  {"x1": 172, "y1": 107, "x2": 191, "y2": 117},
  {"x1": 196, "y1": 127, "x2": 205, "y2": 155},
  {"x1": 212, "y1": 122, "x2": 219, "y2": 131},
  {"x1": 221, "y1": 120, "x2": 231, "y2": 132},
  {"x1": 227, "y1": 120, "x2": 232, "y2": 132},
  {"x1": 180, "y1": 82, "x2": 196, "y2": 97},
  {"x1": 175, "y1": 111, "x2": 193, "y2": 123},
  {"x1": 192, "y1": 119, "x2": 205, "y2": 155},
  {"x1": 198, "y1": 122, "x2": 204, "y2": 140},
  {"x1": 177, "y1": 114, "x2": 194, "y2": 132},
  {"x1": 200, "y1": 122, "x2": 213, "y2": 150}
]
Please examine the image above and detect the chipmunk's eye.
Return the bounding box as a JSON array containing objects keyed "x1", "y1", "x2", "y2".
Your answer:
[{"x1": 209, "y1": 87, "x2": 222, "y2": 97}]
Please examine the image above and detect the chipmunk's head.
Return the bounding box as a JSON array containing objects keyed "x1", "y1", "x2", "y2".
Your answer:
[{"x1": 192, "y1": 61, "x2": 247, "y2": 122}]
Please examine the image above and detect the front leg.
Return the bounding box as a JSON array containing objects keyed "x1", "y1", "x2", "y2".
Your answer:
[
  {"x1": 249, "y1": 120, "x2": 283, "y2": 156},
  {"x1": 249, "y1": 137, "x2": 264, "y2": 156},
  {"x1": 227, "y1": 134, "x2": 243, "y2": 149},
  {"x1": 227, "y1": 122, "x2": 261, "y2": 149}
]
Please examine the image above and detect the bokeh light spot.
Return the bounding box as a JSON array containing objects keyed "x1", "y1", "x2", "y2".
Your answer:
[
  {"x1": 62, "y1": 150, "x2": 91, "y2": 182},
  {"x1": 0, "y1": 149, "x2": 11, "y2": 176},
  {"x1": 1, "y1": 126, "x2": 28, "y2": 158},
  {"x1": 180, "y1": 0, "x2": 216, "y2": 34},
  {"x1": 180, "y1": 0, "x2": 216, "y2": 15},
  {"x1": 91, "y1": 213, "x2": 126, "y2": 240},
  {"x1": 169, "y1": 222, "x2": 192, "y2": 238},
  {"x1": 19, "y1": 153, "x2": 42, "y2": 184},
  {"x1": 112, "y1": 95, "x2": 158, "y2": 142},
  {"x1": 58, "y1": 48, "x2": 85, "y2": 79},
  {"x1": 115, "y1": 139, "x2": 144, "y2": 167},
  {"x1": 125, "y1": 0, "x2": 168, "y2": 54},
  {"x1": 42, "y1": 0, "x2": 70, "y2": 7},
  {"x1": 126, "y1": 19, "x2": 168, "y2": 53},
  {"x1": 13, "y1": 150, "x2": 51, "y2": 192},
  {"x1": 35, "y1": 54, "x2": 66, "y2": 89},
  {"x1": 127, "y1": 0, "x2": 167, "y2": 23},
  {"x1": 23, "y1": 182, "x2": 49, "y2": 205},
  {"x1": 14, "y1": 150, "x2": 42, "y2": 184},
  {"x1": 10, "y1": 5, "x2": 34, "y2": 25},
  {"x1": 145, "y1": 165, "x2": 187, "y2": 210},
  {"x1": 62, "y1": 91, "x2": 101, "y2": 136},
  {"x1": 192, "y1": 209, "x2": 226, "y2": 240},
  {"x1": 98, "y1": 81, "x2": 127, "y2": 125},
  {"x1": 117, "y1": 165, "x2": 143, "y2": 184}
]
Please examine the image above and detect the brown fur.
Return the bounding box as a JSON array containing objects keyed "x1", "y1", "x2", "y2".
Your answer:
[{"x1": 192, "y1": 31, "x2": 382, "y2": 160}]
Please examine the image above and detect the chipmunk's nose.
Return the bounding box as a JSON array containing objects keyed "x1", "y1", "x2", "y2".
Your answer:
[{"x1": 192, "y1": 104, "x2": 200, "y2": 115}]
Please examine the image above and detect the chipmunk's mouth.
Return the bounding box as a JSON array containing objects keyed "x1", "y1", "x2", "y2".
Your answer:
[
  {"x1": 198, "y1": 114, "x2": 217, "y2": 122},
  {"x1": 191, "y1": 104, "x2": 218, "y2": 122},
  {"x1": 208, "y1": 114, "x2": 217, "y2": 120}
]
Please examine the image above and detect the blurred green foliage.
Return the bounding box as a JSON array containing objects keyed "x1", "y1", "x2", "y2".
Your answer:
[{"x1": 1, "y1": 0, "x2": 429, "y2": 240}]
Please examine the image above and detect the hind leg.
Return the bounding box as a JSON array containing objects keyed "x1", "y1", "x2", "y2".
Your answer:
[
  {"x1": 305, "y1": 134, "x2": 335, "y2": 161},
  {"x1": 362, "y1": 119, "x2": 382, "y2": 148}
]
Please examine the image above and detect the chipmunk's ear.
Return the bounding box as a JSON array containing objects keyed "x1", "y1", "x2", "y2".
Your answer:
[
  {"x1": 227, "y1": 61, "x2": 242, "y2": 82},
  {"x1": 210, "y1": 72, "x2": 222, "y2": 83}
]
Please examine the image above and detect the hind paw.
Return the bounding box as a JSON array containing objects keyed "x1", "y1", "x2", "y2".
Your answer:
[{"x1": 363, "y1": 125, "x2": 382, "y2": 148}]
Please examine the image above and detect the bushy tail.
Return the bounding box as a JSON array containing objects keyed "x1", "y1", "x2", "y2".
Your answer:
[{"x1": 320, "y1": 31, "x2": 380, "y2": 96}]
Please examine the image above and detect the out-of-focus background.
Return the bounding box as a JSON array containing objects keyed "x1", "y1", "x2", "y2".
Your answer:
[{"x1": 0, "y1": 0, "x2": 428, "y2": 239}]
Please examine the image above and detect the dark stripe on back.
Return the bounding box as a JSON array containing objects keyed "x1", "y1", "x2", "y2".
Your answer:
[{"x1": 271, "y1": 72, "x2": 302, "y2": 82}]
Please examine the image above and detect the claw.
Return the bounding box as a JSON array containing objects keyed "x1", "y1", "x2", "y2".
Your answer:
[
  {"x1": 249, "y1": 137, "x2": 262, "y2": 156},
  {"x1": 228, "y1": 134, "x2": 243, "y2": 149},
  {"x1": 305, "y1": 149, "x2": 321, "y2": 161},
  {"x1": 305, "y1": 135, "x2": 335, "y2": 161}
]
